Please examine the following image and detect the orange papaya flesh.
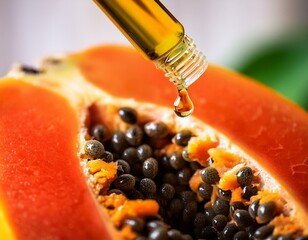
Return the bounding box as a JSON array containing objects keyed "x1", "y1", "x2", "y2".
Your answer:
[
  {"x1": 74, "y1": 45, "x2": 308, "y2": 220},
  {"x1": 0, "y1": 80, "x2": 113, "y2": 240},
  {"x1": 0, "y1": 45, "x2": 307, "y2": 239}
]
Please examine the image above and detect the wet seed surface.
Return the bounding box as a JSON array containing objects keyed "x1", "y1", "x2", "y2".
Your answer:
[
  {"x1": 85, "y1": 139, "x2": 105, "y2": 159},
  {"x1": 84, "y1": 106, "x2": 307, "y2": 239}
]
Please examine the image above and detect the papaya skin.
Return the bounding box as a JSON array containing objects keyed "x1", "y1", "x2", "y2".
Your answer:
[
  {"x1": 0, "y1": 80, "x2": 112, "y2": 240},
  {"x1": 73, "y1": 45, "x2": 308, "y2": 219},
  {"x1": 0, "y1": 45, "x2": 307, "y2": 238}
]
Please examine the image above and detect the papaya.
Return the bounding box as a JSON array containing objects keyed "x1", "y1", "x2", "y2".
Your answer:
[{"x1": 0, "y1": 45, "x2": 307, "y2": 240}]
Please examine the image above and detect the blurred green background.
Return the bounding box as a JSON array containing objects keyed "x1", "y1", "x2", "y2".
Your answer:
[{"x1": 234, "y1": 30, "x2": 308, "y2": 110}]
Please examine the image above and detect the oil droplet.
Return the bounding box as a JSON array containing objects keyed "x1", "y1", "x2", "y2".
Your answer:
[{"x1": 174, "y1": 88, "x2": 194, "y2": 117}]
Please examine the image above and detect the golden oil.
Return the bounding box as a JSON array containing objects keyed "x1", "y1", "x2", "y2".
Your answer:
[
  {"x1": 93, "y1": 0, "x2": 208, "y2": 117},
  {"x1": 93, "y1": 0, "x2": 184, "y2": 60},
  {"x1": 174, "y1": 88, "x2": 194, "y2": 117}
]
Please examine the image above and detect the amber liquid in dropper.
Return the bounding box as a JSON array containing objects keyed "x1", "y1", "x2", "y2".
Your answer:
[
  {"x1": 93, "y1": 0, "x2": 184, "y2": 60},
  {"x1": 93, "y1": 0, "x2": 207, "y2": 117}
]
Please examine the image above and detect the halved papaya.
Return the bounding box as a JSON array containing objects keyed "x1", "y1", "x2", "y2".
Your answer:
[{"x1": 0, "y1": 45, "x2": 307, "y2": 239}]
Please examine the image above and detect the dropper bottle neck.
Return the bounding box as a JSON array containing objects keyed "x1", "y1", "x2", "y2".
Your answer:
[{"x1": 154, "y1": 35, "x2": 208, "y2": 91}]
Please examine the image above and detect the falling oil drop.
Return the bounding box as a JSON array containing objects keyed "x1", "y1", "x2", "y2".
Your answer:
[{"x1": 174, "y1": 88, "x2": 194, "y2": 117}]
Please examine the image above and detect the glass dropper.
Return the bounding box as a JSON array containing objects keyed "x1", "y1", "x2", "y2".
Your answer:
[{"x1": 93, "y1": 0, "x2": 208, "y2": 117}]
